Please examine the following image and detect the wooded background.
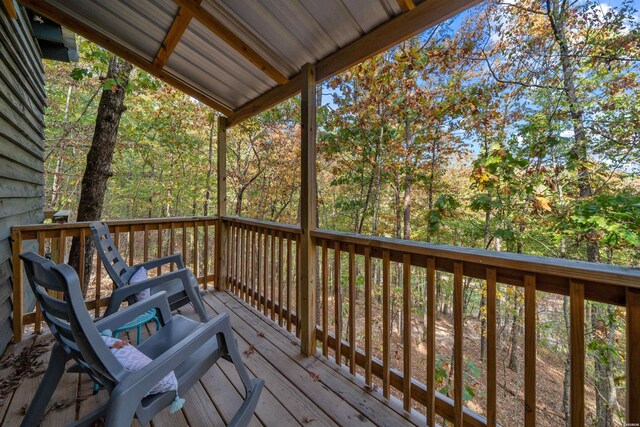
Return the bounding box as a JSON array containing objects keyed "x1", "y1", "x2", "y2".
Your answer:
[{"x1": 41, "y1": 0, "x2": 639, "y2": 425}]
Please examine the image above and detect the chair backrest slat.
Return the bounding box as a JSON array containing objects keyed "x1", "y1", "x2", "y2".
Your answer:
[
  {"x1": 20, "y1": 252, "x2": 124, "y2": 391},
  {"x1": 90, "y1": 222, "x2": 132, "y2": 288}
]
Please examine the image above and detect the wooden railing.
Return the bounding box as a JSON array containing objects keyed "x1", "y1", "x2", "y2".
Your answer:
[
  {"x1": 11, "y1": 214, "x2": 640, "y2": 423},
  {"x1": 222, "y1": 216, "x2": 302, "y2": 335},
  {"x1": 218, "y1": 217, "x2": 640, "y2": 426},
  {"x1": 310, "y1": 229, "x2": 640, "y2": 426},
  {"x1": 11, "y1": 216, "x2": 218, "y2": 342}
]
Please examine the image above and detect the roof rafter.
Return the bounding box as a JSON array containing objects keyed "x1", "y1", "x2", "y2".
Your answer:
[
  {"x1": 396, "y1": 0, "x2": 416, "y2": 12},
  {"x1": 153, "y1": 5, "x2": 197, "y2": 69},
  {"x1": 2, "y1": 0, "x2": 18, "y2": 19},
  {"x1": 173, "y1": 0, "x2": 289, "y2": 85},
  {"x1": 226, "y1": 0, "x2": 481, "y2": 127},
  {"x1": 19, "y1": 0, "x2": 234, "y2": 115}
]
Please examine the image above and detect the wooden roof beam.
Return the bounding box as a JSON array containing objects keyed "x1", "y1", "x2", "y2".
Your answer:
[
  {"x1": 173, "y1": 0, "x2": 288, "y2": 85},
  {"x1": 396, "y1": 0, "x2": 416, "y2": 12},
  {"x1": 226, "y1": 0, "x2": 481, "y2": 127},
  {"x1": 153, "y1": 5, "x2": 197, "y2": 69},
  {"x1": 19, "y1": 0, "x2": 234, "y2": 115},
  {"x1": 2, "y1": 0, "x2": 18, "y2": 19}
]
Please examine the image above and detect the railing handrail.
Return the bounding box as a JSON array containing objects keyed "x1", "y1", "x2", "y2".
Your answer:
[
  {"x1": 222, "y1": 215, "x2": 302, "y2": 235},
  {"x1": 311, "y1": 228, "x2": 640, "y2": 290},
  {"x1": 12, "y1": 216, "x2": 219, "y2": 232}
]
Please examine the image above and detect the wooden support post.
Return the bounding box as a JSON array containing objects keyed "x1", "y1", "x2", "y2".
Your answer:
[
  {"x1": 627, "y1": 288, "x2": 640, "y2": 424},
  {"x1": 216, "y1": 116, "x2": 227, "y2": 291},
  {"x1": 299, "y1": 62, "x2": 317, "y2": 356}
]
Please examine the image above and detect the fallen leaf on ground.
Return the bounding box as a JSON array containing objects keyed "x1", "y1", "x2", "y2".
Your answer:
[
  {"x1": 308, "y1": 371, "x2": 320, "y2": 382},
  {"x1": 243, "y1": 344, "x2": 256, "y2": 356},
  {"x1": 302, "y1": 417, "x2": 317, "y2": 424},
  {"x1": 257, "y1": 332, "x2": 265, "y2": 338}
]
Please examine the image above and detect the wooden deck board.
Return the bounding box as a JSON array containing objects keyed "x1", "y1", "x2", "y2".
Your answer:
[
  {"x1": 203, "y1": 295, "x2": 375, "y2": 426},
  {"x1": 3, "y1": 290, "x2": 417, "y2": 426},
  {"x1": 210, "y1": 293, "x2": 424, "y2": 425}
]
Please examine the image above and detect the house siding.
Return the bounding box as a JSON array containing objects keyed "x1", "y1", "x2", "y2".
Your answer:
[{"x1": 0, "y1": 3, "x2": 45, "y2": 354}]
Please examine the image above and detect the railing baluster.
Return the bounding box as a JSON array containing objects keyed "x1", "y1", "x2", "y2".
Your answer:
[
  {"x1": 157, "y1": 224, "x2": 163, "y2": 277},
  {"x1": 170, "y1": 223, "x2": 175, "y2": 272},
  {"x1": 96, "y1": 247, "x2": 102, "y2": 317},
  {"x1": 271, "y1": 229, "x2": 276, "y2": 321},
  {"x1": 193, "y1": 221, "x2": 198, "y2": 284},
  {"x1": 486, "y1": 267, "x2": 497, "y2": 427},
  {"x1": 296, "y1": 236, "x2": 301, "y2": 337},
  {"x1": 570, "y1": 280, "x2": 584, "y2": 427},
  {"x1": 264, "y1": 230, "x2": 269, "y2": 316},
  {"x1": 278, "y1": 231, "x2": 284, "y2": 326},
  {"x1": 286, "y1": 235, "x2": 292, "y2": 332},
  {"x1": 129, "y1": 225, "x2": 134, "y2": 266},
  {"x1": 251, "y1": 228, "x2": 260, "y2": 308},
  {"x1": 322, "y1": 240, "x2": 329, "y2": 358},
  {"x1": 224, "y1": 221, "x2": 230, "y2": 289},
  {"x1": 242, "y1": 225, "x2": 248, "y2": 302},
  {"x1": 256, "y1": 229, "x2": 262, "y2": 310},
  {"x1": 58, "y1": 229, "x2": 66, "y2": 264},
  {"x1": 203, "y1": 222, "x2": 209, "y2": 289},
  {"x1": 34, "y1": 232, "x2": 45, "y2": 333},
  {"x1": 11, "y1": 229, "x2": 23, "y2": 343},
  {"x1": 524, "y1": 274, "x2": 537, "y2": 426},
  {"x1": 403, "y1": 253, "x2": 412, "y2": 411},
  {"x1": 627, "y1": 288, "x2": 640, "y2": 424},
  {"x1": 453, "y1": 261, "x2": 463, "y2": 427},
  {"x1": 334, "y1": 241, "x2": 342, "y2": 366},
  {"x1": 364, "y1": 247, "x2": 372, "y2": 385},
  {"x1": 143, "y1": 224, "x2": 149, "y2": 262},
  {"x1": 232, "y1": 225, "x2": 238, "y2": 294},
  {"x1": 382, "y1": 249, "x2": 390, "y2": 399},
  {"x1": 348, "y1": 244, "x2": 356, "y2": 375},
  {"x1": 239, "y1": 225, "x2": 244, "y2": 299},
  {"x1": 182, "y1": 222, "x2": 187, "y2": 272},
  {"x1": 247, "y1": 226, "x2": 253, "y2": 304},
  {"x1": 111, "y1": 225, "x2": 120, "y2": 280},
  {"x1": 426, "y1": 257, "x2": 436, "y2": 426},
  {"x1": 78, "y1": 228, "x2": 86, "y2": 294}
]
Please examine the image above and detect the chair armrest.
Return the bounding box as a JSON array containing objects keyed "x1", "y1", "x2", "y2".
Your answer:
[
  {"x1": 112, "y1": 313, "x2": 231, "y2": 399},
  {"x1": 106, "y1": 269, "x2": 197, "y2": 316},
  {"x1": 95, "y1": 292, "x2": 173, "y2": 333},
  {"x1": 138, "y1": 254, "x2": 185, "y2": 271}
]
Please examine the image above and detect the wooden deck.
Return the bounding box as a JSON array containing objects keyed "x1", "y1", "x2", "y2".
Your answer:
[{"x1": 0, "y1": 290, "x2": 423, "y2": 426}]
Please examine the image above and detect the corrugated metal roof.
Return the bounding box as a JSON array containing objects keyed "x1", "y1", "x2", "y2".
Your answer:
[{"x1": 24, "y1": 0, "x2": 480, "y2": 120}]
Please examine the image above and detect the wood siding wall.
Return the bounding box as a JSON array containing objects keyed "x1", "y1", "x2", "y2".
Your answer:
[{"x1": 0, "y1": 3, "x2": 45, "y2": 354}]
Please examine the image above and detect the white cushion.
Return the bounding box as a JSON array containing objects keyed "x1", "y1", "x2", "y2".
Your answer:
[
  {"x1": 129, "y1": 267, "x2": 150, "y2": 302},
  {"x1": 101, "y1": 335, "x2": 178, "y2": 395}
]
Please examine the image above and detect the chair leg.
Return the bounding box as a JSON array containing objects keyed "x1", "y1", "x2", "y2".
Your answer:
[
  {"x1": 20, "y1": 343, "x2": 69, "y2": 427},
  {"x1": 191, "y1": 287, "x2": 210, "y2": 322},
  {"x1": 217, "y1": 316, "x2": 264, "y2": 427},
  {"x1": 219, "y1": 318, "x2": 254, "y2": 396},
  {"x1": 104, "y1": 394, "x2": 138, "y2": 427}
]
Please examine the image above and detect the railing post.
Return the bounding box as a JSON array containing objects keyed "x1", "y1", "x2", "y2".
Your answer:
[
  {"x1": 300, "y1": 62, "x2": 317, "y2": 356},
  {"x1": 216, "y1": 116, "x2": 228, "y2": 291},
  {"x1": 11, "y1": 229, "x2": 23, "y2": 343}
]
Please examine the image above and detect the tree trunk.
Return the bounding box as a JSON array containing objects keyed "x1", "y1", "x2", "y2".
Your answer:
[
  {"x1": 50, "y1": 85, "x2": 73, "y2": 210},
  {"x1": 508, "y1": 292, "x2": 520, "y2": 371},
  {"x1": 203, "y1": 117, "x2": 215, "y2": 215},
  {"x1": 402, "y1": 116, "x2": 412, "y2": 241},
  {"x1": 68, "y1": 56, "x2": 133, "y2": 295}
]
